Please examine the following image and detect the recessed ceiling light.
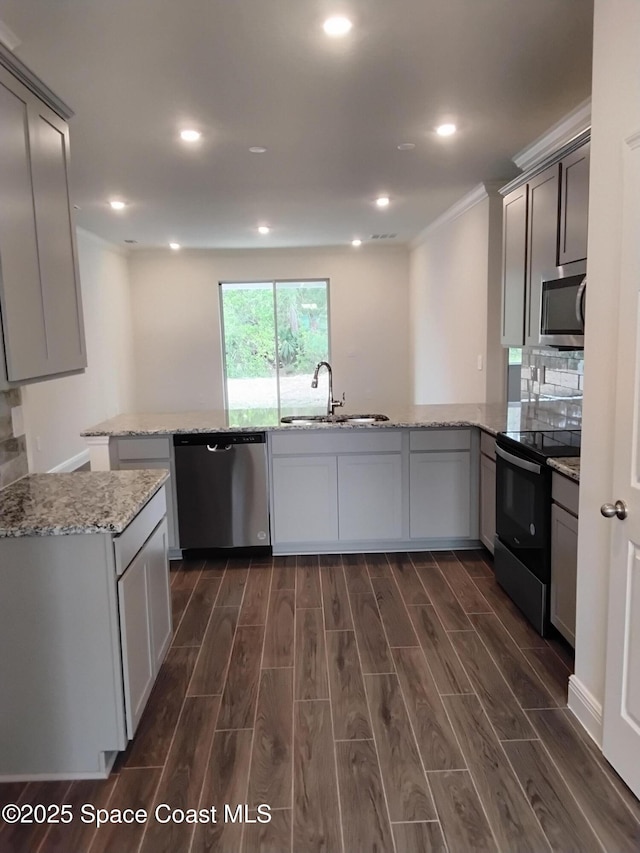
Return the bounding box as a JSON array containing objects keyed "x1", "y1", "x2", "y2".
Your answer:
[
  {"x1": 323, "y1": 16, "x2": 352, "y2": 37},
  {"x1": 109, "y1": 200, "x2": 126, "y2": 210},
  {"x1": 249, "y1": 146, "x2": 267, "y2": 154},
  {"x1": 180, "y1": 129, "x2": 201, "y2": 142},
  {"x1": 258, "y1": 225, "x2": 270, "y2": 235},
  {"x1": 397, "y1": 143, "x2": 415, "y2": 151},
  {"x1": 351, "y1": 239, "x2": 362, "y2": 247},
  {"x1": 375, "y1": 196, "x2": 390, "y2": 208},
  {"x1": 169, "y1": 242, "x2": 181, "y2": 250},
  {"x1": 436, "y1": 123, "x2": 457, "y2": 137}
]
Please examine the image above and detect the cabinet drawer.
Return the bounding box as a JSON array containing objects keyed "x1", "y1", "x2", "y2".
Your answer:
[
  {"x1": 271, "y1": 429, "x2": 401, "y2": 455},
  {"x1": 480, "y1": 431, "x2": 496, "y2": 460},
  {"x1": 114, "y1": 487, "x2": 167, "y2": 575},
  {"x1": 552, "y1": 472, "x2": 579, "y2": 516},
  {"x1": 409, "y1": 429, "x2": 471, "y2": 452},
  {"x1": 116, "y1": 437, "x2": 171, "y2": 461}
]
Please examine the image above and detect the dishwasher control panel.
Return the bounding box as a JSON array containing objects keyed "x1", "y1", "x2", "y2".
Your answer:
[{"x1": 173, "y1": 432, "x2": 265, "y2": 446}]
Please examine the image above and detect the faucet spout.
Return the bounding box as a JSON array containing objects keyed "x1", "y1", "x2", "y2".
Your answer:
[{"x1": 311, "y1": 361, "x2": 344, "y2": 417}]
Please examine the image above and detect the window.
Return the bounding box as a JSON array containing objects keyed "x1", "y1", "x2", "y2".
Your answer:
[{"x1": 219, "y1": 280, "x2": 330, "y2": 424}]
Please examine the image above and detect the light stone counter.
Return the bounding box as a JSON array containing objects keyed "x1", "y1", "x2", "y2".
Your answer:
[
  {"x1": 81, "y1": 400, "x2": 582, "y2": 438},
  {"x1": 0, "y1": 470, "x2": 169, "y2": 537},
  {"x1": 547, "y1": 457, "x2": 581, "y2": 482}
]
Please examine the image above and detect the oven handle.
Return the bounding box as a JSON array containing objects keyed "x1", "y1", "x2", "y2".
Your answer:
[
  {"x1": 495, "y1": 444, "x2": 542, "y2": 475},
  {"x1": 575, "y1": 276, "x2": 587, "y2": 328}
]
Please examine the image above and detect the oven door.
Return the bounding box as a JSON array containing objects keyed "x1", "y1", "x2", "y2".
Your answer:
[{"x1": 495, "y1": 444, "x2": 551, "y2": 581}]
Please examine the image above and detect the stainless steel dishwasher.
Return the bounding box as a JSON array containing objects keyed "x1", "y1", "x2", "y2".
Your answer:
[{"x1": 173, "y1": 432, "x2": 270, "y2": 549}]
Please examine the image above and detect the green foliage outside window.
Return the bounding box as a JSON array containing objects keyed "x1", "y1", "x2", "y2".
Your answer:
[{"x1": 221, "y1": 282, "x2": 329, "y2": 378}]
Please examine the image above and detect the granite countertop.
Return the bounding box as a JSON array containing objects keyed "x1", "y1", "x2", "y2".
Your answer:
[
  {"x1": 81, "y1": 400, "x2": 582, "y2": 438},
  {"x1": 0, "y1": 470, "x2": 169, "y2": 538},
  {"x1": 547, "y1": 457, "x2": 581, "y2": 482}
]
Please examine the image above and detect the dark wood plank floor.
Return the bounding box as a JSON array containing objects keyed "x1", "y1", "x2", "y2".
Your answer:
[{"x1": 2, "y1": 549, "x2": 640, "y2": 853}]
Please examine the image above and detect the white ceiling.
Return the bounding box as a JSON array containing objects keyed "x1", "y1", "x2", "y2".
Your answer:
[{"x1": 0, "y1": 0, "x2": 594, "y2": 249}]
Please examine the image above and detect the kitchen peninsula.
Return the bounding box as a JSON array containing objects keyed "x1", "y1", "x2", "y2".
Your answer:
[{"x1": 82, "y1": 401, "x2": 581, "y2": 558}]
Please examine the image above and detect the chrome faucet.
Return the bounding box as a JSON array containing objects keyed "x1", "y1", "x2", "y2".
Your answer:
[{"x1": 311, "y1": 361, "x2": 345, "y2": 416}]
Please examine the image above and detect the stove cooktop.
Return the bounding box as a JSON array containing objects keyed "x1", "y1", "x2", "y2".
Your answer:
[{"x1": 498, "y1": 429, "x2": 581, "y2": 461}]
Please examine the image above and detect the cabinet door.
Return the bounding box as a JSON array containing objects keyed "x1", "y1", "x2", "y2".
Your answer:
[
  {"x1": 118, "y1": 548, "x2": 154, "y2": 739},
  {"x1": 410, "y1": 451, "x2": 471, "y2": 539},
  {"x1": 337, "y1": 454, "x2": 402, "y2": 541},
  {"x1": 558, "y1": 142, "x2": 590, "y2": 265},
  {"x1": 550, "y1": 503, "x2": 578, "y2": 647},
  {"x1": 525, "y1": 165, "x2": 560, "y2": 346},
  {"x1": 28, "y1": 100, "x2": 86, "y2": 375},
  {"x1": 0, "y1": 72, "x2": 48, "y2": 382},
  {"x1": 145, "y1": 519, "x2": 172, "y2": 671},
  {"x1": 271, "y1": 456, "x2": 338, "y2": 544},
  {"x1": 501, "y1": 185, "x2": 528, "y2": 345},
  {"x1": 479, "y1": 453, "x2": 496, "y2": 554}
]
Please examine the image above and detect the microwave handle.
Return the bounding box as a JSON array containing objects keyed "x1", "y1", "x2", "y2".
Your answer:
[{"x1": 576, "y1": 277, "x2": 587, "y2": 328}]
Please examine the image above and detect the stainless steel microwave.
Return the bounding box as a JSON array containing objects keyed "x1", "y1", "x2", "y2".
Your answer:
[{"x1": 539, "y1": 261, "x2": 586, "y2": 348}]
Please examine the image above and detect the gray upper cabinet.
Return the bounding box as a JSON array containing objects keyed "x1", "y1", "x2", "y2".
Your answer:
[
  {"x1": 0, "y1": 59, "x2": 86, "y2": 388},
  {"x1": 501, "y1": 184, "x2": 528, "y2": 346},
  {"x1": 500, "y1": 135, "x2": 590, "y2": 348},
  {"x1": 525, "y1": 165, "x2": 560, "y2": 346},
  {"x1": 558, "y1": 142, "x2": 590, "y2": 265}
]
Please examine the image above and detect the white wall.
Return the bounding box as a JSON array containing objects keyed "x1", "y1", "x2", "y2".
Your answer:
[
  {"x1": 128, "y1": 246, "x2": 410, "y2": 413},
  {"x1": 409, "y1": 190, "x2": 506, "y2": 404},
  {"x1": 572, "y1": 0, "x2": 640, "y2": 737},
  {"x1": 21, "y1": 230, "x2": 135, "y2": 472}
]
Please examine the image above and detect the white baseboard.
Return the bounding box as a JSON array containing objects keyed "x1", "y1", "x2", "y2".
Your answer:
[
  {"x1": 47, "y1": 449, "x2": 90, "y2": 473},
  {"x1": 568, "y1": 674, "x2": 603, "y2": 747}
]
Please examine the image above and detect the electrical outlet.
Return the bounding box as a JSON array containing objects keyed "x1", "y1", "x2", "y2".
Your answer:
[
  {"x1": 36, "y1": 436, "x2": 42, "y2": 452},
  {"x1": 477, "y1": 354, "x2": 483, "y2": 371}
]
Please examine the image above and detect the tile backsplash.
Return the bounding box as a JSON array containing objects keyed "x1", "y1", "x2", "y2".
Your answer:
[
  {"x1": 520, "y1": 347, "x2": 583, "y2": 427},
  {"x1": 0, "y1": 388, "x2": 28, "y2": 489},
  {"x1": 521, "y1": 347, "x2": 584, "y2": 402}
]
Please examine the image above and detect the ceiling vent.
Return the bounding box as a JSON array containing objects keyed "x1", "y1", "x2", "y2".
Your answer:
[{"x1": 370, "y1": 234, "x2": 397, "y2": 240}]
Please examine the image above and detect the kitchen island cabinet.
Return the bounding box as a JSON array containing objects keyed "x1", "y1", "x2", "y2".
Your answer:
[{"x1": 0, "y1": 470, "x2": 170, "y2": 780}]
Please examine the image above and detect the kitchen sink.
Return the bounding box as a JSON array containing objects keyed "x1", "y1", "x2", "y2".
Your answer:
[
  {"x1": 280, "y1": 413, "x2": 390, "y2": 425},
  {"x1": 336, "y1": 414, "x2": 390, "y2": 423},
  {"x1": 280, "y1": 414, "x2": 335, "y2": 424}
]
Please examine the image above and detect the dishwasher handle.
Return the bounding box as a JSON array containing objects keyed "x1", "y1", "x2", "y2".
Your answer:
[{"x1": 206, "y1": 444, "x2": 233, "y2": 452}]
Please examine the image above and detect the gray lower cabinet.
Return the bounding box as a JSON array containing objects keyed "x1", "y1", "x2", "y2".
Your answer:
[
  {"x1": 118, "y1": 518, "x2": 171, "y2": 738},
  {"x1": 271, "y1": 455, "x2": 339, "y2": 544},
  {"x1": 479, "y1": 433, "x2": 496, "y2": 554},
  {"x1": 269, "y1": 428, "x2": 477, "y2": 552},
  {"x1": 409, "y1": 451, "x2": 472, "y2": 538},
  {"x1": 111, "y1": 436, "x2": 179, "y2": 552},
  {"x1": 409, "y1": 429, "x2": 475, "y2": 540},
  {"x1": 338, "y1": 453, "x2": 403, "y2": 540},
  {"x1": 550, "y1": 473, "x2": 579, "y2": 647},
  {"x1": 0, "y1": 488, "x2": 171, "y2": 779},
  {"x1": 0, "y1": 62, "x2": 85, "y2": 388}
]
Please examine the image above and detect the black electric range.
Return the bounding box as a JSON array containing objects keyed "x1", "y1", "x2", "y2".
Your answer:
[
  {"x1": 497, "y1": 429, "x2": 582, "y2": 463},
  {"x1": 494, "y1": 428, "x2": 581, "y2": 636}
]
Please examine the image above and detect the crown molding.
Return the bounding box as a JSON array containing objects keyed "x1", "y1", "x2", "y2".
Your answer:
[
  {"x1": 513, "y1": 98, "x2": 591, "y2": 172},
  {"x1": 0, "y1": 42, "x2": 73, "y2": 119},
  {"x1": 410, "y1": 183, "x2": 491, "y2": 249}
]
